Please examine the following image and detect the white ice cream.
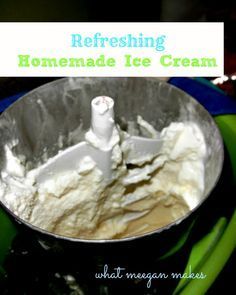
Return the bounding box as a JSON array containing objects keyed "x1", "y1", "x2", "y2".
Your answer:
[{"x1": 0, "y1": 112, "x2": 207, "y2": 239}]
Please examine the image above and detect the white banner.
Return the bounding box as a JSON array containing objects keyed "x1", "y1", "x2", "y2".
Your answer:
[{"x1": 0, "y1": 22, "x2": 224, "y2": 77}]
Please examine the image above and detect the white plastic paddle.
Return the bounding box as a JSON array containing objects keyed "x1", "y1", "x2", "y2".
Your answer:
[{"x1": 35, "y1": 96, "x2": 162, "y2": 184}]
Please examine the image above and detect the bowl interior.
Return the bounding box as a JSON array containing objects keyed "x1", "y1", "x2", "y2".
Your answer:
[{"x1": 0, "y1": 77, "x2": 224, "y2": 239}]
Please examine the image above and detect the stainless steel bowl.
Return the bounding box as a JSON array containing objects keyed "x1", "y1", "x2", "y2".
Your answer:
[{"x1": 0, "y1": 78, "x2": 224, "y2": 257}]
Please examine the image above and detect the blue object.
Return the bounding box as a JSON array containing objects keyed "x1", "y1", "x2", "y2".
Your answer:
[
  {"x1": 0, "y1": 92, "x2": 27, "y2": 113},
  {"x1": 169, "y1": 77, "x2": 236, "y2": 116}
]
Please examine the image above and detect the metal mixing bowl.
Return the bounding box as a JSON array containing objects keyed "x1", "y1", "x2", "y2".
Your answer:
[{"x1": 0, "y1": 78, "x2": 224, "y2": 257}]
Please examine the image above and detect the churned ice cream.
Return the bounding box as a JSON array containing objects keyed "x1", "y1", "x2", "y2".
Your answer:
[{"x1": 0, "y1": 97, "x2": 207, "y2": 240}]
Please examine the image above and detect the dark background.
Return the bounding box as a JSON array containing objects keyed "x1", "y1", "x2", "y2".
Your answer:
[{"x1": 0, "y1": 0, "x2": 234, "y2": 22}]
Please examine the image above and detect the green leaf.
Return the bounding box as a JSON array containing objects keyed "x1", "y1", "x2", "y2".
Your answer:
[
  {"x1": 0, "y1": 208, "x2": 17, "y2": 276},
  {"x1": 174, "y1": 217, "x2": 227, "y2": 294}
]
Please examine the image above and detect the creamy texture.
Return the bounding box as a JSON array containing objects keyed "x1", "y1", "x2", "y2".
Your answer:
[{"x1": 0, "y1": 119, "x2": 207, "y2": 239}]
